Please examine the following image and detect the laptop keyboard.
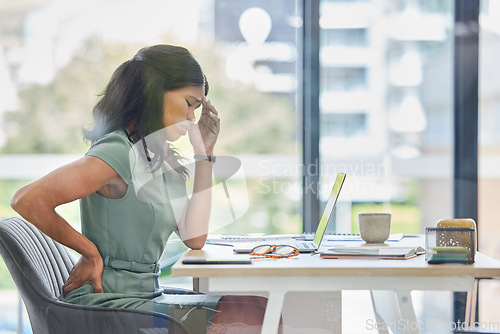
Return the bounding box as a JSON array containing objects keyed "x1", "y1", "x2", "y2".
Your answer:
[
  {"x1": 293, "y1": 241, "x2": 314, "y2": 249},
  {"x1": 219, "y1": 235, "x2": 294, "y2": 242}
]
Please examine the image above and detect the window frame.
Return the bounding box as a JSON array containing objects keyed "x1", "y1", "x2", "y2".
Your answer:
[{"x1": 300, "y1": 0, "x2": 480, "y2": 324}]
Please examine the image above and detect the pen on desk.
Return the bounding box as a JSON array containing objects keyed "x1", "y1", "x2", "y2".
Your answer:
[
  {"x1": 222, "y1": 180, "x2": 237, "y2": 222},
  {"x1": 212, "y1": 156, "x2": 240, "y2": 223},
  {"x1": 205, "y1": 241, "x2": 234, "y2": 247}
]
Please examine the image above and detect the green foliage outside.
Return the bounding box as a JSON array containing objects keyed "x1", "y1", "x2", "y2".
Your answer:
[
  {"x1": 212, "y1": 178, "x2": 302, "y2": 235},
  {"x1": 0, "y1": 180, "x2": 30, "y2": 219},
  {"x1": 1, "y1": 39, "x2": 145, "y2": 154},
  {"x1": 0, "y1": 36, "x2": 297, "y2": 155},
  {"x1": 188, "y1": 44, "x2": 296, "y2": 155},
  {"x1": 0, "y1": 259, "x2": 15, "y2": 290},
  {"x1": 0, "y1": 181, "x2": 26, "y2": 290},
  {"x1": 351, "y1": 202, "x2": 422, "y2": 235}
]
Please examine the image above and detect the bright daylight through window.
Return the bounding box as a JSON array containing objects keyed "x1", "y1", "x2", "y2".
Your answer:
[{"x1": 0, "y1": 0, "x2": 500, "y2": 333}]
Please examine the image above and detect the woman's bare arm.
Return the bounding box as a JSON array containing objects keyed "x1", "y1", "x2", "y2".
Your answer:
[
  {"x1": 11, "y1": 156, "x2": 122, "y2": 295},
  {"x1": 176, "y1": 96, "x2": 220, "y2": 249},
  {"x1": 175, "y1": 159, "x2": 213, "y2": 249}
]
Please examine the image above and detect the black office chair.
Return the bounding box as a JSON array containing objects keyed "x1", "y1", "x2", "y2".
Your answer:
[{"x1": 0, "y1": 216, "x2": 190, "y2": 334}]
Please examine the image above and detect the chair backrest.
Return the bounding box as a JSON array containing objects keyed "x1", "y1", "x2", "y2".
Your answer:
[
  {"x1": 0, "y1": 217, "x2": 76, "y2": 301},
  {"x1": 0, "y1": 217, "x2": 190, "y2": 334}
]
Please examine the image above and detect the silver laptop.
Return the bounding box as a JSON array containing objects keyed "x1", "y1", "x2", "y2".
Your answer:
[{"x1": 233, "y1": 173, "x2": 347, "y2": 253}]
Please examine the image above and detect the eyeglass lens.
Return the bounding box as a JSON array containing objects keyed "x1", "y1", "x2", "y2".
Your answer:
[
  {"x1": 252, "y1": 245, "x2": 272, "y2": 254},
  {"x1": 274, "y1": 246, "x2": 296, "y2": 255},
  {"x1": 252, "y1": 245, "x2": 296, "y2": 256}
]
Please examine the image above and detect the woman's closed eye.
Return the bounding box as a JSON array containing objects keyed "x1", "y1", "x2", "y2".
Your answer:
[{"x1": 186, "y1": 100, "x2": 192, "y2": 107}]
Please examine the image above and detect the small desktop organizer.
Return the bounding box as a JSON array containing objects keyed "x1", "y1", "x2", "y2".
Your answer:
[{"x1": 425, "y1": 227, "x2": 475, "y2": 264}]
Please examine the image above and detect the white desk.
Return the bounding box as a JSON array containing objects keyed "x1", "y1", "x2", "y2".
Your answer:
[{"x1": 172, "y1": 241, "x2": 500, "y2": 334}]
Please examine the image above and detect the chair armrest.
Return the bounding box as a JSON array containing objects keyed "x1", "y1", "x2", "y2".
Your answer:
[
  {"x1": 45, "y1": 299, "x2": 190, "y2": 334},
  {"x1": 162, "y1": 286, "x2": 203, "y2": 295}
]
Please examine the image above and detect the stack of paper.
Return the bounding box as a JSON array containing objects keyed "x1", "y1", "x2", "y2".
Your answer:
[
  {"x1": 427, "y1": 246, "x2": 472, "y2": 264},
  {"x1": 321, "y1": 246, "x2": 425, "y2": 260}
]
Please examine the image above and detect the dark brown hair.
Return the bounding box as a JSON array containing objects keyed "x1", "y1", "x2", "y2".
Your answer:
[{"x1": 84, "y1": 45, "x2": 209, "y2": 177}]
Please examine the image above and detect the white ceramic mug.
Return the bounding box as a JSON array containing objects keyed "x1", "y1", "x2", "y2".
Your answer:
[{"x1": 358, "y1": 213, "x2": 391, "y2": 244}]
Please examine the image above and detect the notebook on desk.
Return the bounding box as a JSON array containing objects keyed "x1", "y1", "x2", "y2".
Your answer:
[
  {"x1": 232, "y1": 172, "x2": 347, "y2": 253},
  {"x1": 302, "y1": 232, "x2": 404, "y2": 242}
]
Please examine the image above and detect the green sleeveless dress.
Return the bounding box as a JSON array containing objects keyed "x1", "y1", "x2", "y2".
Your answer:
[{"x1": 60, "y1": 130, "x2": 221, "y2": 333}]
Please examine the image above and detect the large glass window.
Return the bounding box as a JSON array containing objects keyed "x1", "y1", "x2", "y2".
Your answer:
[
  {"x1": 320, "y1": 0, "x2": 454, "y2": 233},
  {"x1": 319, "y1": 0, "x2": 455, "y2": 329}
]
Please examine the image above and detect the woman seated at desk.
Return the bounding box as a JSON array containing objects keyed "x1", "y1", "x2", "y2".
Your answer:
[{"x1": 11, "y1": 45, "x2": 271, "y2": 334}]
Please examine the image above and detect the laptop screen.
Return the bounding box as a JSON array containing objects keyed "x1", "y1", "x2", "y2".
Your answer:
[{"x1": 313, "y1": 173, "x2": 347, "y2": 247}]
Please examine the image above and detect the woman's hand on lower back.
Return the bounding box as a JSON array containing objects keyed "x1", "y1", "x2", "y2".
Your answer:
[{"x1": 62, "y1": 253, "x2": 104, "y2": 297}]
